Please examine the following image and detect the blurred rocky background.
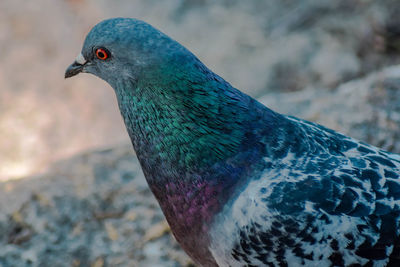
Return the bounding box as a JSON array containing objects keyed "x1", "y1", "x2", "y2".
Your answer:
[{"x1": 1, "y1": 0, "x2": 400, "y2": 266}]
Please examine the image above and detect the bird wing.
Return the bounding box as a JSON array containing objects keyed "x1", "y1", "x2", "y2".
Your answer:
[{"x1": 212, "y1": 116, "x2": 400, "y2": 266}]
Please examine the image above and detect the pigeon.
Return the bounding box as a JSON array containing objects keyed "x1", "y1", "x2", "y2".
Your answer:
[{"x1": 65, "y1": 18, "x2": 400, "y2": 267}]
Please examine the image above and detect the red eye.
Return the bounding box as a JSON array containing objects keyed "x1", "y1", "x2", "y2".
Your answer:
[{"x1": 95, "y1": 48, "x2": 109, "y2": 60}]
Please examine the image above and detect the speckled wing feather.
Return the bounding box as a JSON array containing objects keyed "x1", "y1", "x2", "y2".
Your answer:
[{"x1": 210, "y1": 116, "x2": 400, "y2": 267}]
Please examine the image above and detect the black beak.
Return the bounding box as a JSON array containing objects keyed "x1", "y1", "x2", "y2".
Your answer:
[{"x1": 65, "y1": 61, "x2": 84, "y2": 78}]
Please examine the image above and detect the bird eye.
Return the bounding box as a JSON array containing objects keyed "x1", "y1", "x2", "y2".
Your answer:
[{"x1": 95, "y1": 48, "x2": 109, "y2": 60}]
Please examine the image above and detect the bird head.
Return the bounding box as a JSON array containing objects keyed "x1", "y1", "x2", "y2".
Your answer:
[
  {"x1": 65, "y1": 18, "x2": 254, "y2": 169},
  {"x1": 65, "y1": 18, "x2": 192, "y2": 87}
]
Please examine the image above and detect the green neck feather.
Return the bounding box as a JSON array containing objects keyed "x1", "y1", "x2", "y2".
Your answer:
[{"x1": 114, "y1": 69, "x2": 249, "y2": 170}]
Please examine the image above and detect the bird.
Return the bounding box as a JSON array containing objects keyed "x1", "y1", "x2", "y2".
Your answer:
[{"x1": 65, "y1": 18, "x2": 400, "y2": 267}]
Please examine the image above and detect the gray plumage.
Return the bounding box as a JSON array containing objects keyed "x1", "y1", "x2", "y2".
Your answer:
[{"x1": 66, "y1": 18, "x2": 400, "y2": 266}]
